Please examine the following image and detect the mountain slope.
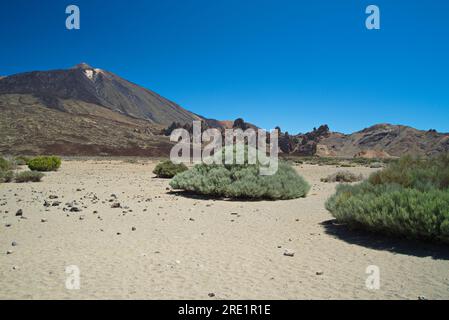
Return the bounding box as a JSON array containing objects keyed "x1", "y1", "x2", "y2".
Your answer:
[
  {"x1": 281, "y1": 124, "x2": 449, "y2": 158},
  {"x1": 320, "y1": 124, "x2": 449, "y2": 157},
  {"x1": 0, "y1": 94, "x2": 173, "y2": 156},
  {"x1": 0, "y1": 63, "x2": 201, "y2": 125}
]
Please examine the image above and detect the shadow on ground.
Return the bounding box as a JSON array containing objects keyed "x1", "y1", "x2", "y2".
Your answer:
[
  {"x1": 321, "y1": 219, "x2": 449, "y2": 261},
  {"x1": 167, "y1": 190, "x2": 280, "y2": 202}
]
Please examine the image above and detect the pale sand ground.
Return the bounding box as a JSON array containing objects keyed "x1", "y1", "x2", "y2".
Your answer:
[{"x1": 1, "y1": 160, "x2": 448, "y2": 300}]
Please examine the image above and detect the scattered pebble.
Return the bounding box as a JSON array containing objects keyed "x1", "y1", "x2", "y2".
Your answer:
[
  {"x1": 283, "y1": 249, "x2": 295, "y2": 257},
  {"x1": 208, "y1": 293, "x2": 215, "y2": 298},
  {"x1": 15, "y1": 209, "x2": 23, "y2": 216}
]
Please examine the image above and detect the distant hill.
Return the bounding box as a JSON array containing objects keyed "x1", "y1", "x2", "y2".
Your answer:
[{"x1": 279, "y1": 124, "x2": 449, "y2": 158}]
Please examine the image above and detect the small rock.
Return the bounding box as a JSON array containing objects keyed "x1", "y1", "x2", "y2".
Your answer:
[
  {"x1": 43, "y1": 201, "x2": 51, "y2": 207},
  {"x1": 208, "y1": 293, "x2": 215, "y2": 298},
  {"x1": 189, "y1": 218, "x2": 195, "y2": 221},
  {"x1": 418, "y1": 296, "x2": 428, "y2": 300},
  {"x1": 15, "y1": 209, "x2": 23, "y2": 216},
  {"x1": 70, "y1": 207, "x2": 81, "y2": 212},
  {"x1": 131, "y1": 227, "x2": 136, "y2": 231},
  {"x1": 111, "y1": 203, "x2": 121, "y2": 208},
  {"x1": 11, "y1": 241, "x2": 18, "y2": 247},
  {"x1": 52, "y1": 202, "x2": 61, "y2": 207},
  {"x1": 41, "y1": 218, "x2": 48, "y2": 223},
  {"x1": 49, "y1": 195, "x2": 58, "y2": 199},
  {"x1": 6, "y1": 250, "x2": 13, "y2": 255},
  {"x1": 5, "y1": 223, "x2": 12, "y2": 227},
  {"x1": 12, "y1": 266, "x2": 19, "y2": 270},
  {"x1": 316, "y1": 271, "x2": 324, "y2": 276},
  {"x1": 79, "y1": 216, "x2": 85, "y2": 220},
  {"x1": 283, "y1": 249, "x2": 295, "y2": 257}
]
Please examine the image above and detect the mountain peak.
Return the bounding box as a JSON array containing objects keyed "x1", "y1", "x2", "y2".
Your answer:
[{"x1": 72, "y1": 62, "x2": 94, "y2": 70}]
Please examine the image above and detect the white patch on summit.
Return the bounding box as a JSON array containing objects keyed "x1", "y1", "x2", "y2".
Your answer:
[{"x1": 84, "y1": 69, "x2": 94, "y2": 80}]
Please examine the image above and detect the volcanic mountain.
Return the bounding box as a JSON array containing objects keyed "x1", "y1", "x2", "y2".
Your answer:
[
  {"x1": 0, "y1": 63, "x2": 209, "y2": 155},
  {"x1": 0, "y1": 63, "x2": 201, "y2": 125}
]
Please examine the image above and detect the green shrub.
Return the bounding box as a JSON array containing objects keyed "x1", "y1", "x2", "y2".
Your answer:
[
  {"x1": 0, "y1": 157, "x2": 11, "y2": 171},
  {"x1": 27, "y1": 156, "x2": 61, "y2": 172},
  {"x1": 368, "y1": 154, "x2": 449, "y2": 191},
  {"x1": 170, "y1": 162, "x2": 310, "y2": 200},
  {"x1": 321, "y1": 171, "x2": 363, "y2": 183},
  {"x1": 326, "y1": 154, "x2": 449, "y2": 244},
  {"x1": 153, "y1": 161, "x2": 188, "y2": 178},
  {"x1": 0, "y1": 170, "x2": 14, "y2": 183},
  {"x1": 15, "y1": 171, "x2": 44, "y2": 183},
  {"x1": 369, "y1": 162, "x2": 384, "y2": 169}
]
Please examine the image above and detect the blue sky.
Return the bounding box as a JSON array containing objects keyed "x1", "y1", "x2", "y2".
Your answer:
[{"x1": 1, "y1": 0, "x2": 448, "y2": 134}]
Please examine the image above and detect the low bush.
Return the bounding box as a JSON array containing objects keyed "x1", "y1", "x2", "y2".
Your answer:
[
  {"x1": 15, "y1": 171, "x2": 44, "y2": 183},
  {"x1": 369, "y1": 162, "x2": 384, "y2": 169},
  {"x1": 14, "y1": 156, "x2": 30, "y2": 166},
  {"x1": 27, "y1": 156, "x2": 61, "y2": 172},
  {"x1": 321, "y1": 171, "x2": 363, "y2": 183},
  {"x1": 368, "y1": 154, "x2": 449, "y2": 191},
  {"x1": 0, "y1": 170, "x2": 14, "y2": 183},
  {"x1": 170, "y1": 162, "x2": 310, "y2": 200},
  {"x1": 326, "y1": 154, "x2": 449, "y2": 244},
  {"x1": 0, "y1": 157, "x2": 11, "y2": 171},
  {"x1": 153, "y1": 161, "x2": 188, "y2": 178}
]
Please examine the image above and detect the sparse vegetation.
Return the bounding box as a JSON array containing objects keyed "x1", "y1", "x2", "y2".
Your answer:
[
  {"x1": 0, "y1": 169, "x2": 14, "y2": 183},
  {"x1": 15, "y1": 171, "x2": 44, "y2": 183},
  {"x1": 321, "y1": 171, "x2": 363, "y2": 183},
  {"x1": 369, "y1": 162, "x2": 384, "y2": 169},
  {"x1": 326, "y1": 154, "x2": 449, "y2": 244},
  {"x1": 27, "y1": 156, "x2": 61, "y2": 172},
  {"x1": 14, "y1": 156, "x2": 30, "y2": 166},
  {"x1": 153, "y1": 160, "x2": 188, "y2": 178},
  {"x1": 170, "y1": 162, "x2": 310, "y2": 200},
  {"x1": 0, "y1": 157, "x2": 11, "y2": 171},
  {"x1": 284, "y1": 156, "x2": 394, "y2": 167}
]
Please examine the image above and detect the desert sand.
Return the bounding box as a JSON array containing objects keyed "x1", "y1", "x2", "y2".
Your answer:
[{"x1": 1, "y1": 160, "x2": 448, "y2": 300}]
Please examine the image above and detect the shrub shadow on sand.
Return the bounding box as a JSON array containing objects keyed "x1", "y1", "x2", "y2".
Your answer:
[
  {"x1": 321, "y1": 219, "x2": 449, "y2": 261},
  {"x1": 167, "y1": 190, "x2": 284, "y2": 202}
]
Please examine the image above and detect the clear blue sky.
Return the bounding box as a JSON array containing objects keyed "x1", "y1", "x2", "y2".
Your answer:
[{"x1": 1, "y1": 0, "x2": 448, "y2": 134}]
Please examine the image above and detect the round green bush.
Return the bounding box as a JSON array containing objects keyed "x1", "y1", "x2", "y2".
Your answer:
[
  {"x1": 27, "y1": 156, "x2": 62, "y2": 172},
  {"x1": 153, "y1": 160, "x2": 188, "y2": 178},
  {"x1": 170, "y1": 162, "x2": 310, "y2": 200}
]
